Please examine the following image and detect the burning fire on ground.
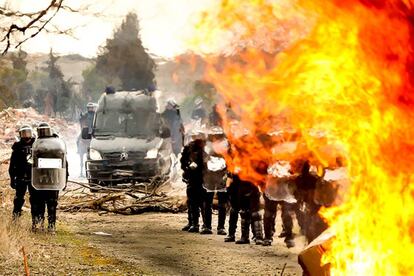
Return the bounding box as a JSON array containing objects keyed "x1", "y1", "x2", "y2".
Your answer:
[{"x1": 190, "y1": 0, "x2": 414, "y2": 275}]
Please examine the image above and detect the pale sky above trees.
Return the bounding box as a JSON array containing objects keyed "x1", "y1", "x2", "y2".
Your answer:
[{"x1": 1, "y1": 0, "x2": 214, "y2": 58}]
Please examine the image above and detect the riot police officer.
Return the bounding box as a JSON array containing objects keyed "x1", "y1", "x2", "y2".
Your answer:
[
  {"x1": 225, "y1": 173, "x2": 264, "y2": 245},
  {"x1": 162, "y1": 99, "x2": 184, "y2": 156},
  {"x1": 30, "y1": 122, "x2": 68, "y2": 234},
  {"x1": 201, "y1": 127, "x2": 228, "y2": 235},
  {"x1": 180, "y1": 129, "x2": 206, "y2": 233},
  {"x1": 9, "y1": 124, "x2": 35, "y2": 220},
  {"x1": 191, "y1": 98, "x2": 207, "y2": 122},
  {"x1": 263, "y1": 161, "x2": 297, "y2": 248}
]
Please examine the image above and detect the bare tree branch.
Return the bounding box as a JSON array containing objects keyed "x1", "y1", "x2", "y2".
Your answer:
[
  {"x1": 0, "y1": 0, "x2": 116, "y2": 55},
  {"x1": 13, "y1": 1, "x2": 64, "y2": 51},
  {"x1": 0, "y1": 0, "x2": 70, "y2": 55}
]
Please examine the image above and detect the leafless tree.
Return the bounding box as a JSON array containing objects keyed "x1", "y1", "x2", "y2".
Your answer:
[{"x1": 0, "y1": 0, "x2": 96, "y2": 55}]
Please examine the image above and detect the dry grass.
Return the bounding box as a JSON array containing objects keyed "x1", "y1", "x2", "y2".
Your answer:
[{"x1": 0, "y1": 147, "x2": 32, "y2": 274}]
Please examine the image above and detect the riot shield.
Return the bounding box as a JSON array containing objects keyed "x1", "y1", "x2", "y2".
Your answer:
[
  {"x1": 264, "y1": 161, "x2": 297, "y2": 203},
  {"x1": 203, "y1": 155, "x2": 227, "y2": 192},
  {"x1": 32, "y1": 137, "x2": 67, "y2": 191},
  {"x1": 314, "y1": 167, "x2": 348, "y2": 207}
]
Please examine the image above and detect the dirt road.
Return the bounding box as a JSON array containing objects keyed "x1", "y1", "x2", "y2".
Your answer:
[
  {"x1": 1, "y1": 211, "x2": 303, "y2": 275},
  {"x1": 67, "y1": 212, "x2": 303, "y2": 275}
]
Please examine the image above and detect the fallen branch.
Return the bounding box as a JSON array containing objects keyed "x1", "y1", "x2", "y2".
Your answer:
[
  {"x1": 67, "y1": 180, "x2": 153, "y2": 194},
  {"x1": 59, "y1": 188, "x2": 185, "y2": 215}
]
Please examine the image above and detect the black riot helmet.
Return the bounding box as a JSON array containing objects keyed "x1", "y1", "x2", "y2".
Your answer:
[
  {"x1": 37, "y1": 122, "x2": 53, "y2": 138},
  {"x1": 19, "y1": 124, "x2": 33, "y2": 140}
]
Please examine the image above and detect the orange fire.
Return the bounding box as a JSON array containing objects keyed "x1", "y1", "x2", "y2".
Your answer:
[{"x1": 190, "y1": 0, "x2": 414, "y2": 274}]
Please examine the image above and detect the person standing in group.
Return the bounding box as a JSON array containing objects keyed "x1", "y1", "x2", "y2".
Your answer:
[
  {"x1": 9, "y1": 124, "x2": 35, "y2": 220},
  {"x1": 262, "y1": 161, "x2": 297, "y2": 248},
  {"x1": 180, "y1": 129, "x2": 206, "y2": 233},
  {"x1": 191, "y1": 97, "x2": 207, "y2": 123},
  {"x1": 201, "y1": 127, "x2": 228, "y2": 235},
  {"x1": 30, "y1": 123, "x2": 68, "y2": 234},
  {"x1": 208, "y1": 104, "x2": 223, "y2": 127},
  {"x1": 225, "y1": 173, "x2": 264, "y2": 245},
  {"x1": 162, "y1": 99, "x2": 184, "y2": 156}
]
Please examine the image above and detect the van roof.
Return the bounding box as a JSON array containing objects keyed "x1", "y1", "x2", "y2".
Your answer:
[{"x1": 97, "y1": 90, "x2": 157, "y2": 113}]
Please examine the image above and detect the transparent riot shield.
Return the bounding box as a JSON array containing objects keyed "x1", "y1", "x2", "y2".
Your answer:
[{"x1": 32, "y1": 137, "x2": 67, "y2": 191}]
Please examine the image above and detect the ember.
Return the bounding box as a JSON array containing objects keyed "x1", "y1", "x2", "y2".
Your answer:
[{"x1": 191, "y1": 0, "x2": 414, "y2": 274}]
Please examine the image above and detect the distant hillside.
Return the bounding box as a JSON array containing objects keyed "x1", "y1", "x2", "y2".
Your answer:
[{"x1": 26, "y1": 53, "x2": 94, "y2": 84}]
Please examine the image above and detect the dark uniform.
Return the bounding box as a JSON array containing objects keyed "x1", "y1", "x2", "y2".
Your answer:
[
  {"x1": 30, "y1": 187, "x2": 60, "y2": 231},
  {"x1": 201, "y1": 191, "x2": 227, "y2": 234},
  {"x1": 208, "y1": 104, "x2": 223, "y2": 127},
  {"x1": 294, "y1": 161, "x2": 327, "y2": 243},
  {"x1": 263, "y1": 194, "x2": 296, "y2": 247},
  {"x1": 180, "y1": 138, "x2": 206, "y2": 232},
  {"x1": 225, "y1": 174, "x2": 263, "y2": 244},
  {"x1": 31, "y1": 125, "x2": 68, "y2": 233},
  {"x1": 9, "y1": 137, "x2": 35, "y2": 219}
]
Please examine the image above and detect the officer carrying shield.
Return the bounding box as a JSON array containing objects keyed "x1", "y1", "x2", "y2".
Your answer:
[
  {"x1": 201, "y1": 127, "x2": 228, "y2": 235},
  {"x1": 30, "y1": 122, "x2": 68, "y2": 234},
  {"x1": 9, "y1": 124, "x2": 35, "y2": 220}
]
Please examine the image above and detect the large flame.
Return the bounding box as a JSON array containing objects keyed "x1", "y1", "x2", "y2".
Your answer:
[{"x1": 190, "y1": 0, "x2": 414, "y2": 275}]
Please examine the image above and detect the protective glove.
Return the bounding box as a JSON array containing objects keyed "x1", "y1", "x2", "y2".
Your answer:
[{"x1": 10, "y1": 178, "x2": 16, "y2": 189}]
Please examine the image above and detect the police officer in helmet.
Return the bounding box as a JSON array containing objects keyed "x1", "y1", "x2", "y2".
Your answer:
[
  {"x1": 30, "y1": 122, "x2": 68, "y2": 234},
  {"x1": 9, "y1": 124, "x2": 35, "y2": 220}
]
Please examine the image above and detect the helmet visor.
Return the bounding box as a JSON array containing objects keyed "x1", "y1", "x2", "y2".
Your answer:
[
  {"x1": 19, "y1": 129, "x2": 32, "y2": 139},
  {"x1": 208, "y1": 133, "x2": 225, "y2": 142},
  {"x1": 37, "y1": 127, "x2": 52, "y2": 138}
]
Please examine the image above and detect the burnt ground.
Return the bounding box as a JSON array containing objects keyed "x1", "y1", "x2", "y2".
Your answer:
[{"x1": 1, "y1": 211, "x2": 304, "y2": 275}]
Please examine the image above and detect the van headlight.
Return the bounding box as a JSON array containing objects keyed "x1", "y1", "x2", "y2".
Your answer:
[
  {"x1": 89, "y1": 148, "x2": 102, "y2": 160},
  {"x1": 145, "y1": 148, "x2": 158, "y2": 159}
]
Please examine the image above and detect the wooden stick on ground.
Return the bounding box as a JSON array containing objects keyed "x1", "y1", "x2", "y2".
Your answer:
[
  {"x1": 280, "y1": 262, "x2": 287, "y2": 276},
  {"x1": 21, "y1": 246, "x2": 30, "y2": 276}
]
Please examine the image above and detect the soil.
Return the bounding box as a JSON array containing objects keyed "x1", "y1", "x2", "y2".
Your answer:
[{"x1": 1, "y1": 211, "x2": 304, "y2": 276}]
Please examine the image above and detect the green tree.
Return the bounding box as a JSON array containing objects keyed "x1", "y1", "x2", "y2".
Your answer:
[
  {"x1": 10, "y1": 49, "x2": 35, "y2": 105},
  {"x1": 81, "y1": 66, "x2": 107, "y2": 102},
  {"x1": 95, "y1": 12, "x2": 156, "y2": 90},
  {"x1": 0, "y1": 54, "x2": 28, "y2": 108},
  {"x1": 43, "y1": 50, "x2": 73, "y2": 115},
  {"x1": 10, "y1": 49, "x2": 29, "y2": 78}
]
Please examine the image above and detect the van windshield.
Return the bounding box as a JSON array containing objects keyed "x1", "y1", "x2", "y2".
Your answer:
[{"x1": 94, "y1": 110, "x2": 159, "y2": 137}]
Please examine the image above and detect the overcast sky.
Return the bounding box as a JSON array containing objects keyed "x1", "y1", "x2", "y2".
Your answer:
[{"x1": 2, "y1": 0, "x2": 215, "y2": 58}]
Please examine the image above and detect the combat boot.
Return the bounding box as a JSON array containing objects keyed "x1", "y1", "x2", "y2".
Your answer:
[
  {"x1": 47, "y1": 223, "x2": 56, "y2": 235},
  {"x1": 251, "y1": 212, "x2": 264, "y2": 245},
  {"x1": 224, "y1": 235, "x2": 235, "y2": 242},
  {"x1": 217, "y1": 228, "x2": 227, "y2": 235},
  {"x1": 224, "y1": 208, "x2": 238, "y2": 242},
  {"x1": 262, "y1": 239, "x2": 272, "y2": 246},
  {"x1": 182, "y1": 224, "x2": 191, "y2": 231},
  {"x1": 31, "y1": 217, "x2": 44, "y2": 233},
  {"x1": 284, "y1": 233, "x2": 295, "y2": 248},
  {"x1": 200, "y1": 225, "x2": 213, "y2": 235},
  {"x1": 263, "y1": 214, "x2": 275, "y2": 246},
  {"x1": 12, "y1": 211, "x2": 21, "y2": 222},
  {"x1": 188, "y1": 225, "x2": 199, "y2": 233},
  {"x1": 235, "y1": 214, "x2": 250, "y2": 244}
]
